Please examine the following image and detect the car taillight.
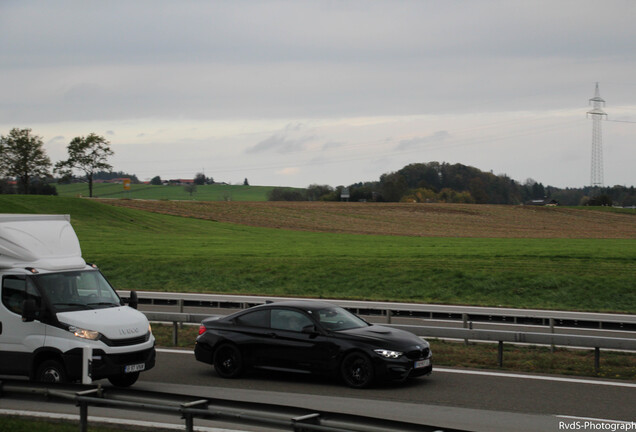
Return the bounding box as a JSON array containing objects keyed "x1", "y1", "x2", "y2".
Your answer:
[{"x1": 198, "y1": 325, "x2": 206, "y2": 335}]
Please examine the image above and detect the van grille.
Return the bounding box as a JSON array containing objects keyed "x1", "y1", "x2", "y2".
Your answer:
[{"x1": 100, "y1": 332, "x2": 150, "y2": 347}]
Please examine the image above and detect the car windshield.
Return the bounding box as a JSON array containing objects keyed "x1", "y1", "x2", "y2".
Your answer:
[
  {"x1": 33, "y1": 270, "x2": 121, "y2": 312},
  {"x1": 316, "y1": 306, "x2": 368, "y2": 331}
]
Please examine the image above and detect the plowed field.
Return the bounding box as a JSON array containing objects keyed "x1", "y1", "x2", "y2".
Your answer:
[{"x1": 96, "y1": 199, "x2": 636, "y2": 239}]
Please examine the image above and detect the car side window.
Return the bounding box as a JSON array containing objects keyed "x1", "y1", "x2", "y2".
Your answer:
[
  {"x1": 2, "y1": 276, "x2": 41, "y2": 316},
  {"x1": 234, "y1": 309, "x2": 270, "y2": 328},
  {"x1": 271, "y1": 309, "x2": 313, "y2": 332}
]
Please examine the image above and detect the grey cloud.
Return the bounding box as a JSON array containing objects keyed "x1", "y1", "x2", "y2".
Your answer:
[
  {"x1": 396, "y1": 131, "x2": 450, "y2": 151},
  {"x1": 246, "y1": 134, "x2": 314, "y2": 155}
]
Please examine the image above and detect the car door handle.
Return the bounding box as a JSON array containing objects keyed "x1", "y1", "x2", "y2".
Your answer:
[{"x1": 266, "y1": 332, "x2": 277, "y2": 338}]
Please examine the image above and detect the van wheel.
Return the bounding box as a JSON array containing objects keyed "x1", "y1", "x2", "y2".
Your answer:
[
  {"x1": 36, "y1": 360, "x2": 67, "y2": 383},
  {"x1": 108, "y1": 372, "x2": 140, "y2": 387}
]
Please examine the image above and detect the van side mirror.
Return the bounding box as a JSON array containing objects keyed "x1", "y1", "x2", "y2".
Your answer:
[
  {"x1": 22, "y1": 299, "x2": 37, "y2": 322},
  {"x1": 128, "y1": 291, "x2": 138, "y2": 310}
]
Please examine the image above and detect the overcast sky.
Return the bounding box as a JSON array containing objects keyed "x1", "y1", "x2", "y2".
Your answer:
[{"x1": 2, "y1": 1, "x2": 635, "y2": 188}]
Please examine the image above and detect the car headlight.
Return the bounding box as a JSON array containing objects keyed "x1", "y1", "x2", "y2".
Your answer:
[
  {"x1": 69, "y1": 325, "x2": 101, "y2": 340},
  {"x1": 374, "y1": 349, "x2": 403, "y2": 359}
]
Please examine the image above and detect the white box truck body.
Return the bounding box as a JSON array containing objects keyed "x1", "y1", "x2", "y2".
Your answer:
[{"x1": 0, "y1": 214, "x2": 155, "y2": 387}]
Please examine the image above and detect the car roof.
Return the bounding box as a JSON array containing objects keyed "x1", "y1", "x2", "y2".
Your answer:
[{"x1": 253, "y1": 299, "x2": 338, "y2": 312}]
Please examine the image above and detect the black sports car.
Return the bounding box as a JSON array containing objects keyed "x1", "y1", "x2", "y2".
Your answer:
[{"x1": 194, "y1": 300, "x2": 432, "y2": 388}]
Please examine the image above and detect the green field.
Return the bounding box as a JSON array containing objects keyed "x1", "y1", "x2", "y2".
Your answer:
[
  {"x1": 55, "y1": 182, "x2": 282, "y2": 201},
  {"x1": 1, "y1": 195, "x2": 635, "y2": 313}
]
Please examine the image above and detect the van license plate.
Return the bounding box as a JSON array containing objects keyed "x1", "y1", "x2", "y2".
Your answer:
[
  {"x1": 414, "y1": 359, "x2": 430, "y2": 369},
  {"x1": 124, "y1": 363, "x2": 145, "y2": 373}
]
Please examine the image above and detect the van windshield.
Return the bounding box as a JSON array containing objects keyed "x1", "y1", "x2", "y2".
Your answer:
[{"x1": 33, "y1": 270, "x2": 121, "y2": 312}]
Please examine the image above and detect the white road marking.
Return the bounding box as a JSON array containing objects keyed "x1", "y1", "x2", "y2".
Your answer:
[{"x1": 434, "y1": 367, "x2": 636, "y2": 388}]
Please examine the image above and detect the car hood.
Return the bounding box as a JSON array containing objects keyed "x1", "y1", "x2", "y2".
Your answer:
[
  {"x1": 57, "y1": 306, "x2": 149, "y2": 340},
  {"x1": 339, "y1": 324, "x2": 425, "y2": 349}
]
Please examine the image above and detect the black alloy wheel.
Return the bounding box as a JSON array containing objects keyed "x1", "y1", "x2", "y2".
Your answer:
[
  {"x1": 213, "y1": 343, "x2": 244, "y2": 378},
  {"x1": 341, "y1": 352, "x2": 374, "y2": 388}
]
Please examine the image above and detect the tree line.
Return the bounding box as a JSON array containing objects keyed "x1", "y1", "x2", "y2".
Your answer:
[
  {"x1": 1, "y1": 128, "x2": 114, "y2": 197},
  {"x1": 268, "y1": 162, "x2": 636, "y2": 207},
  {"x1": 4, "y1": 127, "x2": 633, "y2": 206}
]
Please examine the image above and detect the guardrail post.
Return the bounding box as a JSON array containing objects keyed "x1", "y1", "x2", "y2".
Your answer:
[
  {"x1": 173, "y1": 321, "x2": 179, "y2": 346},
  {"x1": 594, "y1": 347, "x2": 600, "y2": 373},
  {"x1": 386, "y1": 309, "x2": 392, "y2": 324},
  {"x1": 549, "y1": 318, "x2": 555, "y2": 353},
  {"x1": 181, "y1": 399, "x2": 208, "y2": 432},
  {"x1": 78, "y1": 400, "x2": 88, "y2": 432},
  {"x1": 76, "y1": 388, "x2": 101, "y2": 432},
  {"x1": 463, "y1": 314, "x2": 469, "y2": 345},
  {"x1": 292, "y1": 413, "x2": 321, "y2": 432},
  {"x1": 178, "y1": 299, "x2": 184, "y2": 329},
  {"x1": 497, "y1": 341, "x2": 504, "y2": 367}
]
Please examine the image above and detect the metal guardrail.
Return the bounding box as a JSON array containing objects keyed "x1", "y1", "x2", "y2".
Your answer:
[
  {"x1": 120, "y1": 291, "x2": 636, "y2": 331},
  {"x1": 0, "y1": 380, "x2": 464, "y2": 432}
]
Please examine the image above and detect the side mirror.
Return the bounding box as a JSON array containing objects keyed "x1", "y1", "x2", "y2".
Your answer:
[
  {"x1": 301, "y1": 324, "x2": 318, "y2": 335},
  {"x1": 22, "y1": 299, "x2": 37, "y2": 322},
  {"x1": 128, "y1": 291, "x2": 138, "y2": 310}
]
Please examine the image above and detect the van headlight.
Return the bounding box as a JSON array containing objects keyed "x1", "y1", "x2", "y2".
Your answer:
[
  {"x1": 374, "y1": 349, "x2": 403, "y2": 359},
  {"x1": 69, "y1": 325, "x2": 101, "y2": 340}
]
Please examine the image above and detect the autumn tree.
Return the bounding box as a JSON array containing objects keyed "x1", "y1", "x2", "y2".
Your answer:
[
  {"x1": 0, "y1": 128, "x2": 51, "y2": 194},
  {"x1": 55, "y1": 133, "x2": 114, "y2": 197}
]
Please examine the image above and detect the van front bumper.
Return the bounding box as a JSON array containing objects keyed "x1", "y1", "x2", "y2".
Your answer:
[{"x1": 64, "y1": 346, "x2": 156, "y2": 381}]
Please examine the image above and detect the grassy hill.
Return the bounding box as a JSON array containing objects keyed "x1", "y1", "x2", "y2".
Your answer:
[
  {"x1": 1, "y1": 195, "x2": 635, "y2": 313},
  {"x1": 55, "y1": 182, "x2": 289, "y2": 201}
]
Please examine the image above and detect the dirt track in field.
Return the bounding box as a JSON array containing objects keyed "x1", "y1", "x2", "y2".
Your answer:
[{"x1": 96, "y1": 199, "x2": 636, "y2": 239}]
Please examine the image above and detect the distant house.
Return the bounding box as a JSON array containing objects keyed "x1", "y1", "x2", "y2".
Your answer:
[
  {"x1": 168, "y1": 179, "x2": 195, "y2": 185},
  {"x1": 525, "y1": 198, "x2": 559, "y2": 206},
  {"x1": 94, "y1": 178, "x2": 130, "y2": 184},
  {"x1": 110, "y1": 178, "x2": 130, "y2": 184}
]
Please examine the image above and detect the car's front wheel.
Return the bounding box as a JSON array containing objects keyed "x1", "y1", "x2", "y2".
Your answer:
[
  {"x1": 213, "y1": 343, "x2": 244, "y2": 378},
  {"x1": 341, "y1": 352, "x2": 374, "y2": 388}
]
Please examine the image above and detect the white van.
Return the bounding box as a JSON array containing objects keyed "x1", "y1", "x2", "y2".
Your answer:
[{"x1": 0, "y1": 214, "x2": 155, "y2": 387}]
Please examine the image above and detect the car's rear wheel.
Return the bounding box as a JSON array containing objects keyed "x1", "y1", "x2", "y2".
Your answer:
[
  {"x1": 36, "y1": 359, "x2": 67, "y2": 383},
  {"x1": 341, "y1": 352, "x2": 374, "y2": 388},
  {"x1": 213, "y1": 343, "x2": 244, "y2": 378}
]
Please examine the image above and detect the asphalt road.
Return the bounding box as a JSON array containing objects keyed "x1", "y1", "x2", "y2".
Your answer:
[
  {"x1": 132, "y1": 348, "x2": 636, "y2": 431},
  {"x1": 2, "y1": 348, "x2": 634, "y2": 432}
]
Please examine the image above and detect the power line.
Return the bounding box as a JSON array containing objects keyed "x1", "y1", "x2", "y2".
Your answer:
[{"x1": 607, "y1": 119, "x2": 636, "y2": 124}]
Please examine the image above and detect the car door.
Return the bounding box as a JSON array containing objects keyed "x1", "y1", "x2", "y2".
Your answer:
[
  {"x1": 0, "y1": 275, "x2": 47, "y2": 375},
  {"x1": 263, "y1": 308, "x2": 337, "y2": 372},
  {"x1": 231, "y1": 308, "x2": 276, "y2": 366}
]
